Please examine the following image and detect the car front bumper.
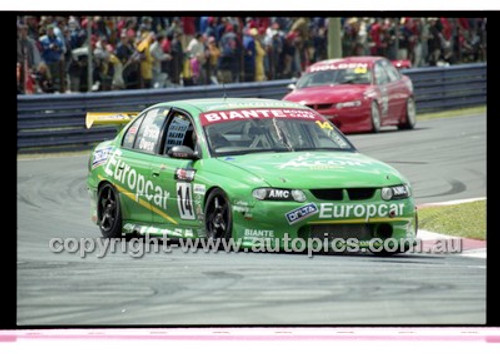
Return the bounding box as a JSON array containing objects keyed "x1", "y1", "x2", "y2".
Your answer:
[
  {"x1": 313, "y1": 101, "x2": 372, "y2": 133},
  {"x1": 230, "y1": 195, "x2": 418, "y2": 251}
]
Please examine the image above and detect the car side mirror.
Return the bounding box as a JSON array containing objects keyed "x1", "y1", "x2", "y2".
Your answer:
[
  {"x1": 287, "y1": 83, "x2": 296, "y2": 92},
  {"x1": 167, "y1": 145, "x2": 199, "y2": 160}
]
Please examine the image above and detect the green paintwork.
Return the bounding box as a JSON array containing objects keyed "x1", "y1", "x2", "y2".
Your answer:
[{"x1": 87, "y1": 98, "x2": 417, "y2": 250}]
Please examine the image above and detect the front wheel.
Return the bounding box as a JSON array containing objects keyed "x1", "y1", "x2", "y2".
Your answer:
[
  {"x1": 370, "y1": 101, "x2": 381, "y2": 133},
  {"x1": 398, "y1": 97, "x2": 416, "y2": 130},
  {"x1": 97, "y1": 183, "x2": 122, "y2": 238},
  {"x1": 204, "y1": 188, "x2": 233, "y2": 241}
]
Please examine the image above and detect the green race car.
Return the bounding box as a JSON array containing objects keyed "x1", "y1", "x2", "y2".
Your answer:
[{"x1": 87, "y1": 98, "x2": 417, "y2": 255}]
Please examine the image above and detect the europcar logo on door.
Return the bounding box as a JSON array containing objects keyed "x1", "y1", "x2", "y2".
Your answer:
[{"x1": 104, "y1": 149, "x2": 170, "y2": 210}]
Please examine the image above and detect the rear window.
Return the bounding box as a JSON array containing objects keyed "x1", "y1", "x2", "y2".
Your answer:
[{"x1": 122, "y1": 115, "x2": 144, "y2": 149}]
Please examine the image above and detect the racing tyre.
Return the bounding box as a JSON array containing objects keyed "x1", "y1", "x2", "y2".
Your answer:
[
  {"x1": 398, "y1": 97, "x2": 416, "y2": 130},
  {"x1": 97, "y1": 183, "x2": 122, "y2": 238},
  {"x1": 204, "y1": 188, "x2": 233, "y2": 241},
  {"x1": 370, "y1": 101, "x2": 381, "y2": 133}
]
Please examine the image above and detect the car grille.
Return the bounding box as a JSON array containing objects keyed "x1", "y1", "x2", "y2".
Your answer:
[
  {"x1": 310, "y1": 188, "x2": 376, "y2": 201},
  {"x1": 346, "y1": 188, "x2": 376, "y2": 200},
  {"x1": 310, "y1": 188, "x2": 343, "y2": 200},
  {"x1": 305, "y1": 103, "x2": 333, "y2": 110}
]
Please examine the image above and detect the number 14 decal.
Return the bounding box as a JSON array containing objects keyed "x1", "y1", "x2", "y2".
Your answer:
[{"x1": 176, "y1": 182, "x2": 195, "y2": 220}]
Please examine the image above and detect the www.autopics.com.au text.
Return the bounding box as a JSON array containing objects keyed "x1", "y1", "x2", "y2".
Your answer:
[{"x1": 48, "y1": 234, "x2": 463, "y2": 259}]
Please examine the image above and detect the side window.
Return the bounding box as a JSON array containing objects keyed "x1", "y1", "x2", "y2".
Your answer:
[
  {"x1": 122, "y1": 114, "x2": 145, "y2": 149},
  {"x1": 383, "y1": 60, "x2": 401, "y2": 82},
  {"x1": 133, "y1": 107, "x2": 169, "y2": 153},
  {"x1": 163, "y1": 112, "x2": 197, "y2": 154},
  {"x1": 374, "y1": 62, "x2": 389, "y2": 85}
]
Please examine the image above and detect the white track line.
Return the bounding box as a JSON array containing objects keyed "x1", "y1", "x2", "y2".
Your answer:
[
  {"x1": 417, "y1": 229, "x2": 456, "y2": 241},
  {"x1": 460, "y1": 248, "x2": 487, "y2": 259}
]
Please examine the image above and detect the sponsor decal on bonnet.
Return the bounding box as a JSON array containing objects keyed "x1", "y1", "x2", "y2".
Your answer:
[{"x1": 278, "y1": 153, "x2": 365, "y2": 170}]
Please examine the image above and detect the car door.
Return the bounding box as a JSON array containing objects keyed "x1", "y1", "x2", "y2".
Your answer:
[
  {"x1": 115, "y1": 107, "x2": 171, "y2": 226},
  {"x1": 149, "y1": 109, "x2": 203, "y2": 234},
  {"x1": 373, "y1": 61, "x2": 390, "y2": 123},
  {"x1": 382, "y1": 59, "x2": 408, "y2": 120}
]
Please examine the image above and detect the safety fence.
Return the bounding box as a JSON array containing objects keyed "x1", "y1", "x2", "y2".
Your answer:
[{"x1": 17, "y1": 63, "x2": 486, "y2": 153}]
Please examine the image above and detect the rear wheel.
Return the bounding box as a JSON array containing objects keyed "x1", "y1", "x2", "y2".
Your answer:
[
  {"x1": 398, "y1": 97, "x2": 416, "y2": 130},
  {"x1": 204, "y1": 188, "x2": 233, "y2": 241},
  {"x1": 97, "y1": 183, "x2": 122, "y2": 238},
  {"x1": 370, "y1": 101, "x2": 381, "y2": 133}
]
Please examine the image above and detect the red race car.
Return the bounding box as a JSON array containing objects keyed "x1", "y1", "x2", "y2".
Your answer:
[{"x1": 283, "y1": 56, "x2": 416, "y2": 133}]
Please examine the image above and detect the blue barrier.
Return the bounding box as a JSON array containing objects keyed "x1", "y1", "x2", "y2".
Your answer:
[{"x1": 17, "y1": 63, "x2": 486, "y2": 153}]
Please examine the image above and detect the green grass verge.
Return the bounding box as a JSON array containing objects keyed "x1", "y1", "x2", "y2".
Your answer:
[
  {"x1": 418, "y1": 200, "x2": 486, "y2": 240},
  {"x1": 417, "y1": 105, "x2": 486, "y2": 122}
]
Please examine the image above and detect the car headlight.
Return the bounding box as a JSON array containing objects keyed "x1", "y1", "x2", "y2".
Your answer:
[
  {"x1": 381, "y1": 184, "x2": 412, "y2": 200},
  {"x1": 336, "y1": 100, "x2": 362, "y2": 109},
  {"x1": 252, "y1": 188, "x2": 306, "y2": 202},
  {"x1": 291, "y1": 189, "x2": 307, "y2": 202}
]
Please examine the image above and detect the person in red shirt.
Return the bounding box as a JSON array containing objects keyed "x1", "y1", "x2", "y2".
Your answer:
[
  {"x1": 369, "y1": 18, "x2": 385, "y2": 56},
  {"x1": 181, "y1": 17, "x2": 196, "y2": 50}
]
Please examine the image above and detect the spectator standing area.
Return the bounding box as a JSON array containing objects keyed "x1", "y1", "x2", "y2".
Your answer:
[{"x1": 17, "y1": 16, "x2": 487, "y2": 95}]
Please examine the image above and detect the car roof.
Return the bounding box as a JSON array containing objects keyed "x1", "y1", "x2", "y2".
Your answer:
[{"x1": 150, "y1": 97, "x2": 307, "y2": 114}]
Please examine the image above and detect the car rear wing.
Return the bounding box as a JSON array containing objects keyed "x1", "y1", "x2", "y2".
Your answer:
[{"x1": 85, "y1": 112, "x2": 139, "y2": 129}]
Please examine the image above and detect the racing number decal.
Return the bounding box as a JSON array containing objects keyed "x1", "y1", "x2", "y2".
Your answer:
[
  {"x1": 176, "y1": 182, "x2": 195, "y2": 220},
  {"x1": 315, "y1": 120, "x2": 333, "y2": 130}
]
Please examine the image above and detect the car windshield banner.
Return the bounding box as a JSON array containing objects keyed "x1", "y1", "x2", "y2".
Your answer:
[
  {"x1": 199, "y1": 108, "x2": 323, "y2": 126},
  {"x1": 308, "y1": 62, "x2": 369, "y2": 73}
]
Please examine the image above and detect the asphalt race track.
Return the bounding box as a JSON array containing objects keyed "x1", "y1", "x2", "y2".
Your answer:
[{"x1": 17, "y1": 113, "x2": 486, "y2": 325}]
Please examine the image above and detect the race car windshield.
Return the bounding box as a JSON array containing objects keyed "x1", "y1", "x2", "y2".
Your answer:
[
  {"x1": 204, "y1": 118, "x2": 355, "y2": 157},
  {"x1": 296, "y1": 68, "x2": 372, "y2": 88}
]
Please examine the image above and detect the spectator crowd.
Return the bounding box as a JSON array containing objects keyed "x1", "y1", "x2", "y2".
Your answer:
[{"x1": 17, "y1": 16, "x2": 487, "y2": 94}]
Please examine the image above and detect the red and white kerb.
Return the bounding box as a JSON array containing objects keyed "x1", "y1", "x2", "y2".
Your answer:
[{"x1": 199, "y1": 108, "x2": 322, "y2": 126}]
